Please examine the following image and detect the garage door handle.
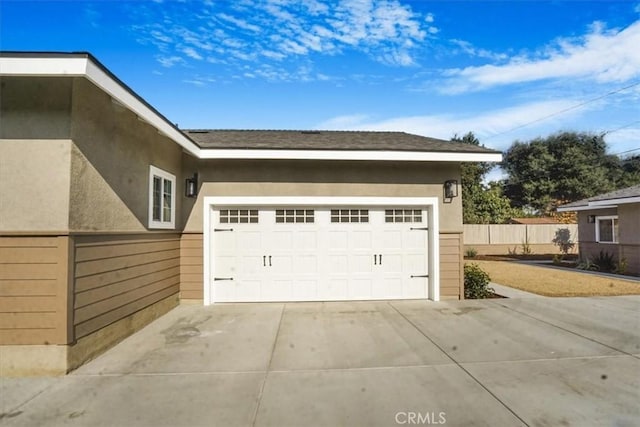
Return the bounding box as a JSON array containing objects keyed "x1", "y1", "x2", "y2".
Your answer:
[
  {"x1": 410, "y1": 274, "x2": 429, "y2": 278},
  {"x1": 379, "y1": 254, "x2": 382, "y2": 265},
  {"x1": 214, "y1": 277, "x2": 234, "y2": 281},
  {"x1": 410, "y1": 227, "x2": 428, "y2": 231},
  {"x1": 374, "y1": 254, "x2": 377, "y2": 265},
  {"x1": 263, "y1": 256, "x2": 266, "y2": 267},
  {"x1": 269, "y1": 255, "x2": 272, "y2": 267},
  {"x1": 214, "y1": 228, "x2": 234, "y2": 232}
]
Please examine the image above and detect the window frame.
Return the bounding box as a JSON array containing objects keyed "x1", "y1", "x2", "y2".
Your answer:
[
  {"x1": 148, "y1": 165, "x2": 176, "y2": 229},
  {"x1": 595, "y1": 215, "x2": 618, "y2": 244}
]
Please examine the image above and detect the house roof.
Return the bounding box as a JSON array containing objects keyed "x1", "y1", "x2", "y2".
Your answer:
[
  {"x1": 557, "y1": 184, "x2": 640, "y2": 211},
  {"x1": 183, "y1": 129, "x2": 500, "y2": 154},
  {"x1": 1, "y1": 51, "x2": 502, "y2": 163}
]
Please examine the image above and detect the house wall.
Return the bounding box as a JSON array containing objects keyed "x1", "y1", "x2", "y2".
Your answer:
[
  {"x1": 73, "y1": 234, "x2": 180, "y2": 339},
  {"x1": 0, "y1": 236, "x2": 72, "y2": 346},
  {"x1": 0, "y1": 76, "x2": 72, "y2": 139},
  {"x1": 69, "y1": 77, "x2": 186, "y2": 232},
  {"x1": 618, "y1": 204, "x2": 640, "y2": 274},
  {"x1": 179, "y1": 160, "x2": 464, "y2": 300},
  {"x1": 182, "y1": 160, "x2": 463, "y2": 232},
  {"x1": 577, "y1": 206, "x2": 640, "y2": 275}
]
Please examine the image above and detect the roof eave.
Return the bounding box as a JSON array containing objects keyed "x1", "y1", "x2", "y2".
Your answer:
[
  {"x1": 0, "y1": 53, "x2": 202, "y2": 157},
  {"x1": 198, "y1": 149, "x2": 502, "y2": 162},
  {"x1": 557, "y1": 204, "x2": 618, "y2": 212}
]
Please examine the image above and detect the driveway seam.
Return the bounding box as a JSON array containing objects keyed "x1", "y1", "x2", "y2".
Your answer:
[
  {"x1": 489, "y1": 300, "x2": 639, "y2": 360},
  {"x1": 387, "y1": 301, "x2": 531, "y2": 427},
  {"x1": 251, "y1": 303, "x2": 285, "y2": 427}
]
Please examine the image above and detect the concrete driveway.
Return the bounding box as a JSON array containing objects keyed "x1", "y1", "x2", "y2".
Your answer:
[{"x1": 2, "y1": 296, "x2": 639, "y2": 426}]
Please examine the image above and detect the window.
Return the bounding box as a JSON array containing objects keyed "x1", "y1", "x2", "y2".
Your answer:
[
  {"x1": 276, "y1": 209, "x2": 314, "y2": 223},
  {"x1": 385, "y1": 209, "x2": 423, "y2": 223},
  {"x1": 220, "y1": 209, "x2": 259, "y2": 224},
  {"x1": 331, "y1": 209, "x2": 369, "y2": 223},
  {"x1": 148, "y1": 166, "x2": 176, "y2": 229},
  {"x1": 596, "y1": 216, "x2": 619, "y2": 243}
]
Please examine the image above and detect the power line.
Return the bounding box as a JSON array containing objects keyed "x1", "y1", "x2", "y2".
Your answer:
[
  {"x1": 601, "y1": 119, "x2": 640, "y2": 137},
  {"x1": 611, "y1": 147, "x2": 640, "y2": 156},
  {"x1": 482, "y1": 80, "x2": 640, "y2": 141}
]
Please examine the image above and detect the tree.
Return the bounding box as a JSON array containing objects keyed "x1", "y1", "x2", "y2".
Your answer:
[
  {"x1": 502, "y1": 131, "x2": 638, "y2": 213},
  {"x1": 453, "y1": 132, "x2": 518, "y2": 223}
]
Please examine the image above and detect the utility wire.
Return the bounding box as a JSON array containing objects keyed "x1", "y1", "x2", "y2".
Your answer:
[
  {"x1": 482, "y1": 80, "x2": 640, "y2": 141},
  {"x1": 600, "y1": 119, "x2": 640, "y2": 136},
  {"x1": 611, "y1": 147, "x2": 640, "y2": 156}
]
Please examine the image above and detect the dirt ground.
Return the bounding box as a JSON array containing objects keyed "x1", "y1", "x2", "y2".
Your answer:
[{"x1": 467, "y1": 260, "x2": 640, "y2": 297}]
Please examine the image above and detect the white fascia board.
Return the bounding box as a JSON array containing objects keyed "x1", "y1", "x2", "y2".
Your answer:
[
  {"x1": 199, "y1": 149, "x2": 502, "y2": 163},
  {"x1": 589, "y1": 196, "x2": 640, "y2": 207},
  {"x1": 1, "y1": 56, "x2": 201, "y2": 157},
  {"x1": 83, "y1": 60, "x2": 201, "y2": 157},
  {"x1": 0, "y1": 56, "x2": 88, "y2": 76},
  {"x1": 557, "y1": 204, "x2": 617, "y2": 212},
  {"x1": 204, "y1": 196, "x2": 439, "y2": 207}
]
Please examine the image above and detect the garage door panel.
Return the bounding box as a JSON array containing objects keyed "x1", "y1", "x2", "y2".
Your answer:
[
  {"x1": 211, "y1": 206, "x2": 430, "y2": 303},
  {"x1": 349, "y1": 278, "x2": 373, "y2": 299},
  {"x1": 294, "y1": 231, "x2": 317, "y2": 250},
  {"x1": 293, "y1": 255, "x2": 318, "y2": 274},
  {"x1": 352, "y1": 231, "x2": 373, "y2": 249},
  {"x1": 328, "y1": 231, "x2": 348, "y2": 250}
]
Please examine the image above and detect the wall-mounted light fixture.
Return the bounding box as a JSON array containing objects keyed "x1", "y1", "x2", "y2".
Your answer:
[
  {"x1": 185, "y1": 173, "x2": 198, "y2": 198},
  {"x1": 587, "y1": 215, "x2": 596, "y2": 223},
  {"x1": 444, "y1": 180, "x2": 458, "y2": 198}
]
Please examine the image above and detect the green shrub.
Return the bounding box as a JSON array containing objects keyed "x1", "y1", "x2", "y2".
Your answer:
[
  {"x1": 465, "y1": 247, "x2": 478, "y2": 258},
  {"x1": 521, "y1": 236, "x2": 533, "y2": 255},
  {"x1": 552, "y1": 228, "x2": 575, "y2": 255},
  {"x1": 592, "y1": 250, "x2": 616, "y2": 273},
  {"x1": 552, "y1": 254, "x2": 563, "y2": 265},
  {"x1": 464, "y1": 263, "x2": 494, "y2": 299},
  {"x1": 614, "y1": 258, "x2": 628, "y2": 275}
]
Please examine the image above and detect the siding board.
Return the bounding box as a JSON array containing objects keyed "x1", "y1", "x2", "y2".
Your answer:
[
  {"x1": 180, "y1": 234, "x2": 204, "y2": 300},
  {"x1": 440, "y1": 233, "x2": 462, "y2": 299},
  {"x1": 73, "y1": 234, "x2": 180, "y2": 339},
  {"x1": 0, "y1": 237, "x2": 66, "y2": 344}
]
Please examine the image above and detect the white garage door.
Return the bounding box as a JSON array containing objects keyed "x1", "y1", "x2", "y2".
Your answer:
[{"x1": 211, "y1": 207, "x2": 428, "y2": 302}]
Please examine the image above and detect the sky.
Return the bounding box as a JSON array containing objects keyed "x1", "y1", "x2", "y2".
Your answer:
[{"x1": 2, "y1": 0, "x2": 639, "y2": 180}]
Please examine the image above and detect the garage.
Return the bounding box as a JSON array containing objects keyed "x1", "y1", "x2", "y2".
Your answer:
[{"x1": 204, "y1": 197, "x2": 440, "y2": 303}]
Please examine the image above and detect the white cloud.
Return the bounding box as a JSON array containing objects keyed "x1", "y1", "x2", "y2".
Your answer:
[
  {"x1": 315, "y1": 99, "x2": 587, "y2": 150},
  {"x1": 182, "y1": 47, "x2": 202, "y2": 60},
  {"x1": 132, "y1": 0, "x2": 433, "y2": 76},
  {"x1": 156, "y1": 55, "x2": 185, "y2": 67},
  {"x1": 442, "y1": 20, "x2": 640, "y2": 94}
]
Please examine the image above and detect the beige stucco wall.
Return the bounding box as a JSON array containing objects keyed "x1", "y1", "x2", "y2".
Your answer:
[
  {"x1": 181, "y1": 160, "x2": 462, "y2": 233},
  {"x1": 0, "y1": 140, "x2": 72, "y2": 231},
  {"x1": 0, "y1": 77, "x2": 72, "y2": 139},
  {"x1": 69, "y1": 77, "x2": 185, "y2": 232}
]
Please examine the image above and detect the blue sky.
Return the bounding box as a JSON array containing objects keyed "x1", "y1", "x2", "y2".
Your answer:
[{"x1": 2, "y1": 0, "x2": 639, "y2": 176}]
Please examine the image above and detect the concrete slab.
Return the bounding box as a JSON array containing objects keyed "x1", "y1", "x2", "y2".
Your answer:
[
  {"x1": 270, "y1": 301, "x2": 451, "y2": 370},
  {"x1": 255, "y1": 365, "x2": 525, "y2": 427},
  {"x1": 490, "y1": 282, "x2": 544, "y2": 298},
  {"x1": 0, "y1": 378, "x2": 57, "y2": 419},
  {"x1": 1, "y1": 373, "x2": 264, "y2": 427},
  {"x1": 391, "y1": 299, "x2": 621, "y2": 363},
  {"x1": 463, "y1": 356, "x2": 640, "y2": 427},
  {"x1": 492, "y1": 297, "x2": 640, "y2": 354},
  {"x1": 75, "y1": 303, "x2": 284, "y2": 375}
]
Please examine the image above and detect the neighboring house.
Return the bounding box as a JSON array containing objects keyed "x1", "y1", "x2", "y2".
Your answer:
[
  {"x1": 558, "y1": 185, "x2": 640, "y2": 275},
  {"x1": 0, "y1": 52, "x2": 501, "y2": 375}
]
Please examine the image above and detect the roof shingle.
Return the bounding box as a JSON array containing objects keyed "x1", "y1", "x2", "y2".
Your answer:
[{"x1": 182, "y1": 129, "x2": 501, "y2": 153}]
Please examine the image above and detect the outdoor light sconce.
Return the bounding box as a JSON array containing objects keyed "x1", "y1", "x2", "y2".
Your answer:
[
  {"x1": 185, "y1": 173, "x2": 198, "y2": 198},
  {"x1": 444, "y1": 180, "x2": 458, "y2": 198},
  {"x1": 588, "y1": 215, "x2": 596, "y2": 223}
]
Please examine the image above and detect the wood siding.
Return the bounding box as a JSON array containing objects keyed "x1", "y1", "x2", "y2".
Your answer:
[
  {"x1": 180, "y1": 234, "x2": 204, "y2": 300},
  {"x1": 440, "y1": 233, "x2": 463, "y2": 299},
  {"x1": 73, "y1": 234, "x2": 180, "y2": 339},
  {"x1": 0, "y1": 236, "x2": 72, "y2": 344}
]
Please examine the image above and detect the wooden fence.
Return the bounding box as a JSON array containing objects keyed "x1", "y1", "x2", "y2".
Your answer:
[{"x1": 463, "y1": 224, "x2": 579, "y2": 255}]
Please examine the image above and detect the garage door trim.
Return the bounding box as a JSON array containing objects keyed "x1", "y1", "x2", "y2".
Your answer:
[{"x1": 202, "y1": 196, "x2": 440, "y2": 305}]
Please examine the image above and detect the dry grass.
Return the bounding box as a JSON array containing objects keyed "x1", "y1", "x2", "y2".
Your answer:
[{"x1": 466, "y1": 260, "x2": 640, "y2": 297}]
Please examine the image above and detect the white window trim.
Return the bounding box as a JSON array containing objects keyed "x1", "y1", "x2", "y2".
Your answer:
[
  {"x1": 202, "y1": 196, "x2": 440, "y2": 305},
  {"x1": 148, "y1": 165, "x2": 176, "y2": 229},
  {"x1": 595, "y1": 215, "x2": 618, "y2": 244}
]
